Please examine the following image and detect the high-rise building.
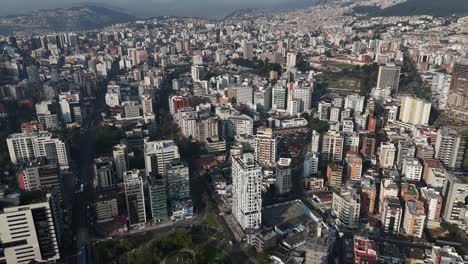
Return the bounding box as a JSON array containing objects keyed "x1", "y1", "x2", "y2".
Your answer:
[
  {"x1": 344, "y1": 94, "x2": 365, "y2": 114},
  {"x1": 399, "y1": 95, "x2": 431, "y2": 125},
  {"x1": 331, "y1": 187, "x2": 361, "y2": 229},
  {"x1": 93, "y1": 157, "x2": 116, "y2": 188},
  {"x1": 379, "y1": 142, "x2": 396, "y2": 169},
  {"x1": 141, "y1": 94, "x2": 153, "y2": 114},
  {"x1": 149, "y1": 175, "x2": 168, "y2": 222},
  {"x1": 435, "y1": 127, "x2": 466, "y2": 169},
  {"x1": 376, "y1": 65, "x2": 401, "y2": 91},
  {"x1": 396, "y1": 140, "x2": 416, "y2": 169},
  {"x1": 310, "y1": 130, "x2": 320, "y2": 153},
  {"x1": 18, "y1": 158, "x2": 62, "y2": 199},
  {"x1": 0, "y1": 189, "x2": 62, "y2": 264},
  {"x1": 360, "y1": 177, "x2": 377, "y2": 215},
  {"x1": 381, "y1": 197, "x2": 402, "y2": 235},
  {"x1": 113, "y1": 144, "x2": 128, "y2": 179},
  {"x1": 286, "y1": 52, "x2": 297, "y2": 67},
  {"x1": 123, "y1": 169, "x2": 147, "y2": 225},
  {"x1": 420, "y1": 188, "x2": 442, "y2": 228},
  {"x1": 232, "y1": 153, "x2": 262, "y2": 232},
  {"x1": 169, "y1": 96, "x2": 190, "y2": 114},
  {"x1": 353, "y1": 236, "x2": 378, "y2": 264},
  {"x1": 345, "y1": 152, "x2": 362, "y2": 181},
  {"x1": 254, "y1": 128, "x2": 277, "y2": 166},
  {"x1": 191, "y1": 65, "x2": 203, "y2": 82},
  {"x1": 402, "y1": 201, "x2": 426, "y2": 238},
  {"x1": 379, "y1": 178, "x2": 399, "y2": 214},
  {"x1": 441, "y1": 172, "x2": 468, "y2": 225},
  {"x1": 446, "y1": 59, "x2": 468, "y2": 117},
  {"x1": 327, "y1": 163, "x2": 343, "y2": 187},
  {"x1": 35, "y1": 101, "x2": 59, "y2": 129},
  {"x1": 275, "y1": 158, "x2": 292, "y2": 194},
  {"x1": 303, "y1": 152, "x2": 319, "y2": 177},
  {"x1": 144, "y1": 140, "x2": 180, "y2": 176},
  {"x1": 361, "y1": 133, "x2": 376, "y2": 156},
  {"x1": 431, "y1": 73, "x2": 451, "y2": 110},
  {"x1": 272, "y1": 86, "x2": 287, "y2": 110},
  {"x1": 7, "y1": 132, "x2": 69, "y2": 168},
  {"x1": 401, "y1": 158, "x2": 423, "y2": 181},
  {"x1": 430, "y1": 246, "x2": 464, "y2": 264},
  {"x1": 291, "y1": 87, "x2": 312, "y2": 113},
  {"x1": 165, "y1": 159, "x2": 190, "y2": 201},
  {"x1": 242, "y1": 41, "x2": 254, "y2": 60},
  {"x1": 322, "y1": 131, "x2": 344, "y2": 162}
]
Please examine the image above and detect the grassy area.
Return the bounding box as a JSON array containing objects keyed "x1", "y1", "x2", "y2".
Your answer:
[
  {"x1": 203, "y1": 193, "x2": 218, "y2": 228},
  {"x1": 166, "y1": 252, "x2": 193, "y2": 264}
]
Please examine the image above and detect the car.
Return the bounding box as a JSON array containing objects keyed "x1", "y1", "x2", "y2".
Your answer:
[{"x1": 228, "y1": 241, "x2": 233, "y2": 246}]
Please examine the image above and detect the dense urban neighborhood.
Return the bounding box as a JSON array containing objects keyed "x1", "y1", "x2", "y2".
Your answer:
[{"x1": 0, "y1": 0, "x2": 467, "y2": 263}]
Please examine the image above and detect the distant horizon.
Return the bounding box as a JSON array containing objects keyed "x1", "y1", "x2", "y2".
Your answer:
[{"x1": 0, "y1": 0, "x2": 320, "y2": 19}]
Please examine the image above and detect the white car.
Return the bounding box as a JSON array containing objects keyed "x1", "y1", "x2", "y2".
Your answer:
[{"x1": 228, "y1": 241, "x2": 233, "y2": 246}]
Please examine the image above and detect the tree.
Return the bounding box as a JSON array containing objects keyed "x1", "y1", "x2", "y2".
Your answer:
[{"x1": 309, "y1": 118, "x2": 329, "y2": 133}]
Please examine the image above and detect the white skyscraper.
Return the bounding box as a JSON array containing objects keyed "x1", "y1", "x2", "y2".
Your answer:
[
  {"x1": 144, "y1": 140, "x2": 181, "y2": 176},
  {"x1": 232, "y1": 153, "x2": 262, "y2": 233},
  {"x1": 286, "y1": 52, "x2": 297, "y2": 67},
  {"x1": 141, "y1": 94, "x2": 153, "y2": 114},
  {"x1": 321, "y1": 131, "x2": 344, "y2": 162},
  {"x1": 113, "y1": 144, "x2": 129, "y2": 179},
  {"x1": 7, "y1": 132, "x2": 69, "y2": 168},
  {"x1": 310, "y1": 130, "x2": 320, "y2": 153},
  {"x1": 332, "y1": 187, "x2": 361, "y2": 229},
  {"x1": 379, "y1": 142, "x2": 396, "y2": 169},
  {"x1": 344, "y1": 94, "x2": 365, "y2": 114}
]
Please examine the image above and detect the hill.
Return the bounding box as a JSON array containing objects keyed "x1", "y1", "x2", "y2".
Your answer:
[
  {"x1": 0, "y1": 4, "x2": 137, "y2": 35},
  {"x1": 353, "y1": 0, "x2": 468, "y2": 17}
]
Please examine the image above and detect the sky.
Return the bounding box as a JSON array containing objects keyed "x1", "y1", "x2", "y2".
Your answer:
[{"x1": 0, "y1": 0, "x2": 318, "y2": 18}]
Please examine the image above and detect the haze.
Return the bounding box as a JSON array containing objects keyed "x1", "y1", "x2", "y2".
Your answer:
[{"x1": 0, "y1": 0, "x2": 318, "y2": 18}]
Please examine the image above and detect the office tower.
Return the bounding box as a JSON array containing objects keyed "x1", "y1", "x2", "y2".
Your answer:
[
  {"x1": 327, "y1": 163, "x2": 343, "y2": 187},
  {"x1": 396, "y1": 140, "x2": 416, "y2": 168},
  {"x1": 232, "y1": 153, "x2": 262, "y2": 232},
  {"x1": 113, "y1": 144, "x2": 129, "y2": 179},
  {"x1": 242, "y1": 41, "x2": 254, "y2": 60},
  {"x1": 165, "y1": 159, "x2": 190, "y2": 201},
  {"x1": 435, "y1": 127, "x2": 465, "y2": 169},
  {"x1": 123, "y1": 169, "x2": 147, "y2": 225},
  {"x1": 431, "y1": 73, "x2": 451, "y2": 110},
  {"x1": 360, "y1": 177, "x2": 377, "y2": 215},
  {"x1": 420, "y1": 188, "x2": 442, "y2": 228},
  {"x1": 303, "y1": 152, "x2": 319, "y2": 177},
  {"x1": 236, "y1": 86, "x2": 254, "y2": 105},
  {"x1": 402, "y1": 201, "x2": 426, "y2": 238},
  {"x1": 286, "y1": 52, "x2": 297, "y2": 67},
  {"x1": 399, "y1": 95, "x2": 431, "y2": 125},
  {"x1": 381, "y1": 197, "x2": 403, "y2": 235},
  {"x1": 344, "y1": 94, "x2": 365, "y2": 114},
  {"x1": 272, "y1": 86, "x2": 287, "y2": 110},
  {"x1": 379, "y1": 142, "x2": 396, "y2": 169},
  {"x1": 446, "y1": 59, "x2": 468, "y2": 116},
  {"x1": 376, "y1": 65, "x2": 401, "y2": 91},
  {"x1": 141, "y1": 94, "x2": 153, "y2": 114},
  {"x1": 291, "y1": 87, "x2": 313, "y2": 113},
  {"x1": 345, "y1": 152, "x2": 362, "y2": 181},
  {"x1": 35, "y1": 101, "x2": 59, "y2": 129},
  {"x1": 331, "y1": 187, "x2": 361, "y2": 229},
  {"x1": 254, "y1": 128, "x2": 277, "y2": 166},
  {"x1": 430, "y1": 246, "x2": 464, "y2": 264},
  {"x1": 275, "y1": 158, "x2": 292, "y2": 194},
  {"x1": 144, "y1": 140, "x2": 180, "y2": 176},
  {"x1": 379, "y1": 178, "x2": 399, "y2": 214},
  {"x1": 19, "y1": 158, "x2": 59, "y2": 190},
  {"x1": 401, "y1": 158, "x2": 423, "y2": 181},
  {"x1": 93, "y1": 157, "x2": 116, "y2": 189},
  {"x1": 149, "y1": 175, "x2": 168, "y2": 222},
  {"x1": 7, "y1": 132, "x2": 69, "y2": 168},
  {"x1": 0, "y1": 189, "x2": 61, "y2": 264},
  {"x1": 322, "y1": 131, "x2": 344, "y2": 162},
  {"x1": 441, "y1": 172, "x2": 468, "y2": 225},
  {"x1": 191, "y1": 65, "x2": 203, "y2": 82}
]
